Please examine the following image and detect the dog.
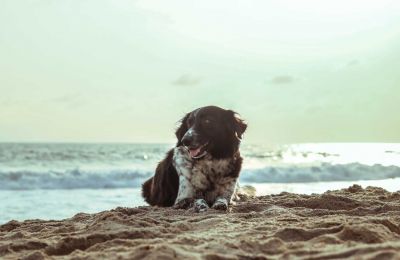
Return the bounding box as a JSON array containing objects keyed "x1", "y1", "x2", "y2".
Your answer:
[{"x1": 141, "y1": 106, "x2": 247, "y2": 211}]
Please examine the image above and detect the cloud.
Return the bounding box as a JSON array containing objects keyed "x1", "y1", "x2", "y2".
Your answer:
[
  {"x1": 0, "y1": 98, "x2": 24, "y2": 106},
  {"x1": 50, "y1": 93, "x2": 83, "y2": 108},
  {"x1": 346, "y1": 59, "x2": 359, "y2": 67},
  {"x1": 51, "y1": 94, "x2": 79, "y2": 103},
  {"x1": 172, "y1": 74, "x2": 202, "y2": 86},
  {"x1": 333, "y1": 59, "x2": 360, "y2": 71},
  {"x1": 269, "y1": 75, "x2": 295, "y2": 85}
]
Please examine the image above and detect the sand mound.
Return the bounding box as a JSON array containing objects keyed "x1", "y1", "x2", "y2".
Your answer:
[{"x1": 1, "y1": 184, "x2": 400, "y2": 259}]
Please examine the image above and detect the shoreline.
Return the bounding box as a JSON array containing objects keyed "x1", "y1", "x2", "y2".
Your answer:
[
  {"x1": 2, "y1": 178, "x2": 400, "y2": 225},
  {"x1": 1, "y1": 185, "x2": 400, "y2": 259}
]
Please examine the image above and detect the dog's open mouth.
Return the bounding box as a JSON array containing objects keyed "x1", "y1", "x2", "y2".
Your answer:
[{"x1": 186, "y1": 143, "x2": 208, "y2": 159}]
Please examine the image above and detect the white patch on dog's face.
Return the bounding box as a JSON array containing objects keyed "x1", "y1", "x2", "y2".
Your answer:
[{"x1": 182, "y1": 127, "x2": 209, "y2": 159}]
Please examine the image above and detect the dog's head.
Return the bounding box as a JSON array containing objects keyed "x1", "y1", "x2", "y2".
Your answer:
[{"x1": 175, "y1": 106, "x2": 247, "y2": 159}]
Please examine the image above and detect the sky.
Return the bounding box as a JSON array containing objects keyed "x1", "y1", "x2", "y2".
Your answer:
[{"x1": 1, "y1": 0, "x2": 400, "y2": 144}]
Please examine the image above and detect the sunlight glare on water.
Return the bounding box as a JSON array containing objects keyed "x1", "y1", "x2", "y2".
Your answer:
[{"x1": 279, "y1": 143, "x2": 400, "y2": 167}]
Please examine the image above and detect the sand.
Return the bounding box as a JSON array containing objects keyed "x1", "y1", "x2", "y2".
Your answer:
[{"x1": 1, "y1": 185, "x2": 400, "y2": 259}]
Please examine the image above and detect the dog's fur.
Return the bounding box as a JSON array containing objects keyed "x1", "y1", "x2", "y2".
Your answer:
[{"x1": 142, "y1": 106, "x2": 247, "y2": 211}]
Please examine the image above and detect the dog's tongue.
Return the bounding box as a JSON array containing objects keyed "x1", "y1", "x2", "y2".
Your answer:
[{"x1": 189, "y1": 147, "x2": 202, "y2": 158}]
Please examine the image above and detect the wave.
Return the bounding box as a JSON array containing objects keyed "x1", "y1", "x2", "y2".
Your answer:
[
  {"x1": 0, "y1": 168, "x2": 153, "y2": 190},
  {"x1": 241, "y1": 163, "x2": 400, "y2": 183},
  {"x1": 1, "y1": 163, "x2": 400, "y2": 190}
]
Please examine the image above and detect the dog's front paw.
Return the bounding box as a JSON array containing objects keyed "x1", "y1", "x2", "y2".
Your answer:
[
  {"x1": 173, "y1": 198, "x2": 194, "y2": 209},
  {"x1": 211, "y1": 198, "x2": 228, "y2": 211},
  {"x1": 193, "y1": 199, "x2": 209, "y2": 213}
]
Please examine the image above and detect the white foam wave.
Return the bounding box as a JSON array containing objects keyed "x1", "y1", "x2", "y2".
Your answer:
[
  {"x1": 240, "y1": 162, "x2": 400, "y2": 183},
  {"x1": 0, "y1": 168, "x2": 152, "y2": 190},
  {"x1": 1, "y1": 162, "x2": 400, "y2": 190}
]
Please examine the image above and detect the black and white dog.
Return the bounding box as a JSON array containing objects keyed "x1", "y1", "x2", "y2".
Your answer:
[{"x1": 142, "y1": 106, "x2": 247, "y2": 212}]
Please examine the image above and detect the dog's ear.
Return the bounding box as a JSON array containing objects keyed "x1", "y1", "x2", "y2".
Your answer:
[
  {"x1": 227, "y1": 110, "x2": 247, "y2": 139},
  {"x1": 175, "y1": 113, "x2": 190, "y2": 146}
]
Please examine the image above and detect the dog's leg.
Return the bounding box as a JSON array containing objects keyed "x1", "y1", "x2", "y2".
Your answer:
[
  {"x1": 172, "y1": 147, "x2": 196, "y2": 209},
  {"x1": 173, "y1": 175, "x2": 195, "y2": 209},
  {"x1": 212, "y1": 179, "x2": 238, "y2": 211}
]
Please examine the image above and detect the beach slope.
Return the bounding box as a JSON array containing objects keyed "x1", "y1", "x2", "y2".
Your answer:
[{"x1": 1, "y1": 185, "x2": 400, "y2": 259}]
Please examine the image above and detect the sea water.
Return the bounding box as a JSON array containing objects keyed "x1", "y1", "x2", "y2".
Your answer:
[{"x1": 1, "y1": 143, "x2": 399, "y2": 223}]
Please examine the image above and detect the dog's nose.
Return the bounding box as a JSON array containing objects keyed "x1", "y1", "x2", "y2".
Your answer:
[{"x1": 181, "y1": 135, "x2": 193, "y2": 147}]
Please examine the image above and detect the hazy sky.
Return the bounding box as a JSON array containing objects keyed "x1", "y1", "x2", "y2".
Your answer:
[{"x1": 1, "y1": 0, "x2": 400, "y2": 144}]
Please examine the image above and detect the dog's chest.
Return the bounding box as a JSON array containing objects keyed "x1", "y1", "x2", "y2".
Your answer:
[{"x1": 190, "y1": 159, "x2": 234, "y2": 190}]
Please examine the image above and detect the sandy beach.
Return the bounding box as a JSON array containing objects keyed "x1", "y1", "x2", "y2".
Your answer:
[{"x1": 1, "y1": 184, "x2": 400, "y2": 259}]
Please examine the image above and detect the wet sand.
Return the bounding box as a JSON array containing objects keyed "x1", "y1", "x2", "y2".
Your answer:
[{"x1": 1, "y1": 185, "x2": 400, "y2": 259}]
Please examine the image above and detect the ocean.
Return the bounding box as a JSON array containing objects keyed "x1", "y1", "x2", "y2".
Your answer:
[{"x1": 1, "y1": 143, "x2": 399, "y2": 224}]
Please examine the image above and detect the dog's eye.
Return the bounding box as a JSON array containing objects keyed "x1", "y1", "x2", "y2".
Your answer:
[{"x1": 204, "y1": 119, "x2": 214, "y2": 125}]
